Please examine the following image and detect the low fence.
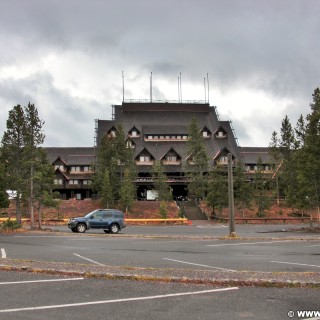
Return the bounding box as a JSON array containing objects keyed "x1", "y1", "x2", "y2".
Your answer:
[
  {"x1": 0, "y1": 217, "x2": 190, "y2": 225},
  {"x1": 212, "y1": 216, "x2": 316, "y2": 224}
]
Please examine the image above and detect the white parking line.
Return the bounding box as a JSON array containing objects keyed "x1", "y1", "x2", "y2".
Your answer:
[
  {"x1": 0, "y1": 287, "x2": 239, "y2": 313},
  {"x1": 206, "y1": 240, "x2": 289, "y2": 247},
  {"x1": 73, "y1": 253, "x2": 105, "y2": 266},
  {"x1": 0, "y1": 278, "x2": 84, "y2": 285},
  {"x1": 163, "y1": 258, "x2": 236, "y2": 272},
  {"x1": 1, "y1": 248, "x2": 6, "y2": 259},
  {"x1": 271, "y1": 261, "x2": 320, "y2": 269}
]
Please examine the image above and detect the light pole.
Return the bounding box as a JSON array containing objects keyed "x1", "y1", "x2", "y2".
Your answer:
[{"x1": 228, "y1": 153, "x2": 236, "y2": 236}]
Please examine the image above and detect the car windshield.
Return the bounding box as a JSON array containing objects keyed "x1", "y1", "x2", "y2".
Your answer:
[{"x1": 84, "y1": 210, "x2": 98, "y2": 219}]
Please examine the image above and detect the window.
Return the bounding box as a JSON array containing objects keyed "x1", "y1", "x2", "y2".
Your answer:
[
  {"x1": 54, "y1": 179, "x2": 63, "y2": 185},
  {"x1": 219, "y1": 156, "x2": 228, "y2": 164},
  {"x1": 71, "y1": 166, "x2": 81, "y2": 172},
  {"x1": 140, "y1": 156, "x2": 150, "y2": 162},
  {"x1": 69, "y1": 180, "x2": 79, "y2": 185},
  {"x1": 131, "y1": 130, "x2": 137, "y2": 136},
  {"x1": 167, "y1": 156, "x2": 177, "y2": 162},
  {"x1": 54, "y1": 165, "x2": 64, "y2": 171},
  {"x1": 83, "y1": 166, "x2": 90, "y2": 172},
  {"x1": 203, "y1": 131, "x2": 208, "y2": 137},
  {"x1": 183, "y1": 136, "x2": 188, "y2": 140},
  {"x1": 83, "y1": 180, "x2": 92, "y2": 185}
]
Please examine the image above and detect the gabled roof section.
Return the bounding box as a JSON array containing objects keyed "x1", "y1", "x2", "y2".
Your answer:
[
  {"x1": 214, "y1": 126, "x2": 227, "y2": 136},
  {"x1": 213, "y1": 147, "x2": 234, "y2": 160},
  {"x1": 52, "y1": 156, "x2": 67, "y2": 166},
  {"x1": 160, "y1": 148, "x2": 182, "y2": 161},
  {"x1": 126, "y1": 138, "x2": 136, "y2": 148},
  {"x1": 135, "y1": 147, "x2": 155, "y2": 160},
  {"x1": 201, "y1": 126, "x2": 212, "y2": 134},
  {"x1": 54, "y1": 168, "x2": 69, "y2": 180},
  {"x1": 45, "y1": 147, "x2": 95, "y2": 164},
  {"x1": 128, "y1": 126, "x2": 141, "y2": 136}
]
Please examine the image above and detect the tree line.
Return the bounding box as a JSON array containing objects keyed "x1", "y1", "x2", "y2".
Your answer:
[
  {"x1": 1, "y1": 88, "x2": 319, "y2": 225},
  {"x1": 269, "y1": 88, "x2": 320, "y2": 217}
]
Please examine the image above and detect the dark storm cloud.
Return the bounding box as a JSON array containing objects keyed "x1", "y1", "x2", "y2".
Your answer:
[{"x1": 0, "y1": 0, "x2": 319, "y2": 146}]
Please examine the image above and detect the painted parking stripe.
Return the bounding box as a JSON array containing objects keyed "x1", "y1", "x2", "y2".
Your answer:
[
  {"x1": 206, "y1": 240, "x2": 290, "y2": 247},
  {"x1": 1, "y1": 249, "x2": 6, "y2": 259},
  {"x1": 0, "y1": 278, "x2": 84, "y2": 285},
  {"x1": 164, "y1": 258, "x2": 236, "y2": 272},
  {"x1": 271, "y1": 261, "x2": 320, "y2": 269},
  {"x1": 73, "y1": 253, "x2": 105, "y2": 266},
  {"x1": 0, "y1": 287, "x2": 239, "y2": 313}
]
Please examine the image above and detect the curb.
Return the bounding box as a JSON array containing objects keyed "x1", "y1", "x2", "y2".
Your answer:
[{"x1": 1, "y1": 259, "x2": 319, "y2": 289}]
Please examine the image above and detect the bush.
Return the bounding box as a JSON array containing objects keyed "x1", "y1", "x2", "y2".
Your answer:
[
  {"x1": 1, "y1": 218, "x2": 21, "y2": 232},
  {"x1": 159, "y1": 201, "x2": 167, "y2": 219}
]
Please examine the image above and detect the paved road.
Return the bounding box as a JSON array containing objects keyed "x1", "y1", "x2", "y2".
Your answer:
[
  {"x1": 1, "y1": 227, "x2": 319, "y2": 273},
  {"x1": 0, "y1": 271, "x2": 319, "y2": 320},
  {"x1": 50, "y1": 221, "x2": 320, "y2": 238}
]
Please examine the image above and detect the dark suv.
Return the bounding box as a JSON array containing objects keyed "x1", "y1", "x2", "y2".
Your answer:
[{"x1": 68, "y1": 209, "x2": 126, "y2": 234}]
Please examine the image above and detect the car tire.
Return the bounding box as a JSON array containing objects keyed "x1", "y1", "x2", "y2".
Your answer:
[
  {"x1": 109, "y1": 223, "x2": 120, "y2": 234},
  {"x1": 76, "y1": 223, "x2": 87, "y2": 233}
]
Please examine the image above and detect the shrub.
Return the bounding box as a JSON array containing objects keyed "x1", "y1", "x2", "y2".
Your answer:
[
  {"x1": 159, "y1": 201, "x2": 167, "y2": 219},
  {"x1": 1, "y1": 218, "x2": 21, "y2": 232}
]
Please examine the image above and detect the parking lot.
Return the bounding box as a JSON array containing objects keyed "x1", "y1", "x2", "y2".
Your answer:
[{"x1": 0, "y1": 223, "x2": 319, "y2": 319}]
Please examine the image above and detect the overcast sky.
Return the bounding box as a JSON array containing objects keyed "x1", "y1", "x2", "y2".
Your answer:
[{"x1": 0, "y1": 0, "x2": 319, "y2": 147}]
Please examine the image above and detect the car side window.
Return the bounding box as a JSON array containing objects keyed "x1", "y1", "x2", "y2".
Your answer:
[
  {"x1": 92, "y1": 212, "x2": 103, "y2": 219},
  {"x1": 103, "y1": 212, "x2": 113, "y2": 219}
]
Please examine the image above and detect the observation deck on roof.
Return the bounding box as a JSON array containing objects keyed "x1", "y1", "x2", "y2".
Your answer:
[{"x1": 121, "y1": 99, "x2": 210, "y2": 112}]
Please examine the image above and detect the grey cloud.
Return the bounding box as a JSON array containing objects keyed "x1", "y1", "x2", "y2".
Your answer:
[{"x1": 0, "y1": 0, "x2": 319, "y2": 146}]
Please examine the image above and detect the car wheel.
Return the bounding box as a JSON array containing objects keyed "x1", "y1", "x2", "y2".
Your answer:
[
  {"x1": 71, "y1": 228, "x2": 77, "y2": 233},
  {"x1": 109, "y1": 223, "x2": 120, "y2": 234},
  {"x1": 76, "y1": 223, "x2": 87, "y2": 233}
]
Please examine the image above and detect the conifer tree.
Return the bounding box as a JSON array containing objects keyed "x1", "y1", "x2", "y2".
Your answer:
[
  {"x1": 186, "y1": 117, "x2": 209, "y2": 199},
  {"x1": 152, "y1": 161, "x2": 172, "y2": 201}
]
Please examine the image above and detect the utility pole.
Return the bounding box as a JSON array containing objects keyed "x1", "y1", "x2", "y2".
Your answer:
[{"x1": 228, "y1": 153, "x2": 236, "y2": 236}]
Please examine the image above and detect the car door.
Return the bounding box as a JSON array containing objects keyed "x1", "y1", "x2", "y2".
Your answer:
[
  {"x1": 102, "y1": 211, "x2": 113, "y2": 228},
  {"x1": 88, "y1": 211, "x2": 104, "y2": 228}
]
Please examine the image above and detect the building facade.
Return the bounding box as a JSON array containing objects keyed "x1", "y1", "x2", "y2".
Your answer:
[{"x1": 47, "y1": 101, "x2": 272, "y2": 200}]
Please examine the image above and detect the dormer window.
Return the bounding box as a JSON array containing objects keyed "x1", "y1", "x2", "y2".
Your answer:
[
  {"x1": 126, "y1": 138, "x2": 135, "y2": 149},
  {"x1": 201, "y1": 126, "x2": 211, "y2": 138},
  {"x1": 161, "y1": 148, "x2": 181, "y2": 165},
  {"x1": 135, "y1": 148, "x2": 154, "y2": 165},
  {"x1": 128, "y1": 126, "x2": 140, "y2": 138},
  {"x1": 215, "y1": 126, "x2": 227, "y2": 138},
  {"x1": 107, "y1": 126, "x2": 117, "y2": 138},
  {"x1": 213, "y1": 148, "x2": 234, "y2": 165}
]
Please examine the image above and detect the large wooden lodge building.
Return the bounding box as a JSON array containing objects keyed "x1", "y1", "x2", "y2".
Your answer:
[{"x1": 45, "y1": 100, "x2": 272, "y2": 200}]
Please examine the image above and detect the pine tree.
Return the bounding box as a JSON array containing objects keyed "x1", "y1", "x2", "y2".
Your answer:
[
  {"x1": 186, "y1": 117, "x2": 209, "y2": 199},
  {"x1": 1, "y1": 105, "x2": 28, "y2": 224},
  {"x1": 0, "y1": 159, "x2": 10, "y2": 209},
  {"x1": 119, "y1": 168, "x2": 136, "y2": 213},
  {"x1": 152, "y1": 161, "x2": 172, "y2": 201},
  {"x1": 233, "y1": 161, "x2": 252, "y2": 217},
  {"x1": 205, "y1": 164, "x2": 228, "y2": 217},
  {"x1": 253, "y1": 157, "x2": 271, "y2": 217},
  {"x1": 1, "y1": 103, "x2": 46, "y2": 226},
  {"x1": 100, "y1": 169, "x2": 113, "y2": 208}
]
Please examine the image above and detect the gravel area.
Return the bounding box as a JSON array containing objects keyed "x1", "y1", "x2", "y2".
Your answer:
[{"x1": 0, "y1": 258, "x2": 319, "y2": 288}]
